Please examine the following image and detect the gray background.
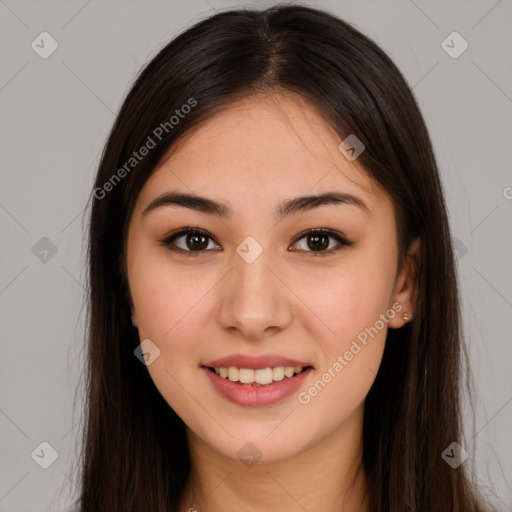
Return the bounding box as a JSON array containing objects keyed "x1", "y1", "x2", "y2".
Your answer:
[{"x1": 0, "y1": 0, "x2": 511, "y2": 511}]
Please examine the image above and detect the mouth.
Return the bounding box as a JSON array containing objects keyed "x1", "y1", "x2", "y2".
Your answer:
[{"x1": 204, "y1": 365, "x2": 314, "y2": 387}]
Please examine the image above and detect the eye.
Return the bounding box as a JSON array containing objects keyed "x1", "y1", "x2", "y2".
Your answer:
[
  {"x1": 160, "y1": 227, "x2": 221, "y2": 255},
  {"x1": 160, "y1": 227, "x2": 353, "y2": 256},
  {"x1": 289, "y1": 228, "x2": 353, "y2": 255}
]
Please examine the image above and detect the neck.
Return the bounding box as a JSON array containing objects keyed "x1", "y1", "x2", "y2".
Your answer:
[{"x1": 179, "y1": 407, "x2": 369, "y2": 512}]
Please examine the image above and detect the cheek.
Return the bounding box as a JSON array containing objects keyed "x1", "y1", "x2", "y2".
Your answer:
[
  {"x1": 130, "y1": 255, "x2": 211, "y2": 342},
  {"x1": 292, "y1": 267, "x2": 391, "y2": 431},
  {"x1": 129, "y1": 259, "x2": 211, "y2": 420},
  {"x1": 296, "y1": 258, "x2": 396, "y2": 349},
  {"x1": 293, "y1": 244, "x2": 396, "y2": 406}
]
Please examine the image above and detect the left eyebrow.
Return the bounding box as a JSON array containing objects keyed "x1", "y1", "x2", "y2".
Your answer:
[{"x1": 141, "y1": 191, "x2": 372, "y2": 221}]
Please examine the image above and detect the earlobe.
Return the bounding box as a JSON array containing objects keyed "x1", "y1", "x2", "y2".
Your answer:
[{"x1": 388, "y1": 237, "x2": 420, "y2": 329}]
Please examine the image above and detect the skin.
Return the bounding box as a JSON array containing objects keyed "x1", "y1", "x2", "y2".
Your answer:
[{"x1": 126, "y1": 92, "x2": 420, "y2": 512}]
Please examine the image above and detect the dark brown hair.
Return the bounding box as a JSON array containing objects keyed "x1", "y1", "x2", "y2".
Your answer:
[{"x1": 72, "y1": 4, "x2": 490, "y2": 511}]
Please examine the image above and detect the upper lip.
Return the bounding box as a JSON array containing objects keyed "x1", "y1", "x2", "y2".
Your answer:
[{"x1": 203, "y1": 354, "x2": 313, "y2": 369}]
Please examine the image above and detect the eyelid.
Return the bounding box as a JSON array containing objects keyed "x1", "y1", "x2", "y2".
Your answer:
[
  {"x1": 159, "y1": 226, "x2": 221, "y2": 252},
  {"x1": 160, "y1": 226, "x2": 354, "y2": 254},
  {"x1": 290, "y1": 227, "x2": 353, "y2": 247}
]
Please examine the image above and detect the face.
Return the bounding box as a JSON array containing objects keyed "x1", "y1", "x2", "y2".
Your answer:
[{"x1": 126, "y1": 92, "x2": 417, "y2": 464}]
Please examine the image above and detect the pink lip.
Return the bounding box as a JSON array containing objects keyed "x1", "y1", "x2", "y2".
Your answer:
[
  {"x1": 204, "y1": 354, "x2": 313, "y2": 369},
  {"x1": 202, "y1": 366, "x2": 314, "y2": 407}
]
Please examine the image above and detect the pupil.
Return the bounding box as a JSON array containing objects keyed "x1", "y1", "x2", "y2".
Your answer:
[
  {"x1": 308, "y1": 234, "x2": 328, "y2": 251},
  {"x1": 184, "y1": 233, "x2": 329, "y2": 252},
  {"x1": 187, "y1": 234, "x2": 208, "y2": 250}
]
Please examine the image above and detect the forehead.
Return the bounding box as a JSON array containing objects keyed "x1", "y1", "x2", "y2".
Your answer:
[{"x1": 135, "y1": 92, "x2": 391, "y2": 217}]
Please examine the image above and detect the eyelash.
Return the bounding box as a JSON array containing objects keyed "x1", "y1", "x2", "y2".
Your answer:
[{"x1": 159, "y1": 226, "x2": 354, "y2": 256}]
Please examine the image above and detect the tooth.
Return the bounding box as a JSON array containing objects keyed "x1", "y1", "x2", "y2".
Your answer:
[
  {"x1": 216, "y1": 365, "x2": 305, "y2": 382},
  {"x1": 255, "y1": 368, "x2": 273, "y2": 385},
  {"x1": 227, "y1": 367, "x2": 239, "y2": 382},
  {"x1": 239, "y1": 368, "x2": 255, "y2": 383},
  {"x1": 284, "y1": 367, "x2": 294, "y2": 378},
  {"x1": 272, "y1": 367, "x2": 285, "y2": 381}
]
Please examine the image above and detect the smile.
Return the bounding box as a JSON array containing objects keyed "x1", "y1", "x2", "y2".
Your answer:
[
  {"x1": 208, "y1": 365, "x2": 309, "y2": 386},
  {"x1": 202, "y1": 365, "x2": 314, "y2": 406}
]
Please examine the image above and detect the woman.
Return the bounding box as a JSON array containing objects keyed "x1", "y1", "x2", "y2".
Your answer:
[{"x1": 74, "y1": 5, "x2": 491, "y2": 511}]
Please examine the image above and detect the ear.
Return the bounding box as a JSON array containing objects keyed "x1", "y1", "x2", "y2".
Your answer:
[{"x1": 388, "y1": 237, "x2": 420, "y2": 329}]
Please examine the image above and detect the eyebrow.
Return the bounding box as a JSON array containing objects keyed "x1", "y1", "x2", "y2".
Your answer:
[{"x1": 141, "y1": 190, "x2": 372, "y2": 221}]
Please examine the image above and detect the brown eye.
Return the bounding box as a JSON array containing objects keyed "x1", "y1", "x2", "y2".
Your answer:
[
  {"x1": 290, "y1": 229, "x2": 353, "y2": 254},
  {"x1": 183, "y1": 233, "x2": 209, "y2": 250},
  {"x1": 161, "y1": 227, "x2": 353, "y2": 256},
  {"x1": 162, "y1": 228, "x2": 220, "y2": 253},
  {"x1": 306, "y1": 233, "x2": 330, "y2": 251}
]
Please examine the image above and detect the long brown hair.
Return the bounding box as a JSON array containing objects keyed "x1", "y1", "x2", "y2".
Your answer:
[{"x1": 73, "y1": 5, "x2": 490, "y2": 511}]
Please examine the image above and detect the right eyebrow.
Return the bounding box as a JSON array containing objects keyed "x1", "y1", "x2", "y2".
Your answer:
[{"x1": 141, "y1": 190, "x2": 372, "y2": 221}]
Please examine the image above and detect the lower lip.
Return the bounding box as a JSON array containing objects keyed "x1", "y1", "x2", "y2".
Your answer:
[{"x1": 202, "y1": 366, "x2": 313, "y2": 407}]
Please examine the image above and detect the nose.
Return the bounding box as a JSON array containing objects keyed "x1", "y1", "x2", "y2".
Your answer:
[{"x1": 216, "y1": 246, "x2": 293, "y2": 341}]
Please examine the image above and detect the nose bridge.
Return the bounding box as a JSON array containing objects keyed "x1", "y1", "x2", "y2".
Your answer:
[
  {"x1": 217, "y1": 237, "x2": 292, "y2": 337},
  {"x1": 236, "y1": 248, "x2": 273, "y2": 298},
  {"x1": 233, "y1": 235, "x2": 275, "y2": 291}
]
